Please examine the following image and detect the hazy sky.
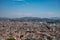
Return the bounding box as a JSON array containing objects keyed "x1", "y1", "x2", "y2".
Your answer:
[{"x1": 0, "y1": 0, "x2": 60, "y2": 18}]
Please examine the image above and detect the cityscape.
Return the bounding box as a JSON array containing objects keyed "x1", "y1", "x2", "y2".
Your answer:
[
  {"x1": 0, "y1": 17, "x2": 60, "y2": 40},
  {"x1": 0, "y1": 0, "x2": 60, "y2": 40}
]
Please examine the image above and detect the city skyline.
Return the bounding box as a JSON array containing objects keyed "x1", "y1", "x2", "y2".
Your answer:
[{"x1": 0, "y1": 0, "x2": 60, "y2": 18}]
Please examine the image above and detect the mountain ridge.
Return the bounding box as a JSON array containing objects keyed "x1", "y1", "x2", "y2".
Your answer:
[{"x1": 0, "y1": 17, "x2": 60, "y2": 23}]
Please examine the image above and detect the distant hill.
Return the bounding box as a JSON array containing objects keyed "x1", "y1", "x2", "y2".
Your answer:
[
  {"x1": 0, "y1": 17, "x2": 10, "y2": 21},
  {"x1": 0, "y1": 17, "x2": 60, "y2": 23},
  {"x1": 49, "y1": 17, "x2": 60, "y2": 20}
]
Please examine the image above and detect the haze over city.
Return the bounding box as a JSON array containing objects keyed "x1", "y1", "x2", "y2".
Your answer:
[
  {"x1": 0, "y1": 0, "x2": 60, "y2": 18},
  {"x1": 0, "y1": 0, "x2": 60, "y2": 40}
]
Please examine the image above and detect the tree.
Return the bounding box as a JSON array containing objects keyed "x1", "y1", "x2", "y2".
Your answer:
[{"x1": 7, "y1": 37, "x2": 15, "y2": 40}]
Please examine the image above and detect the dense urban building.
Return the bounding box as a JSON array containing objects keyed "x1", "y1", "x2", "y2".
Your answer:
[{"x1": 0, "y1": 21, "x2": 60, "y2": 40}]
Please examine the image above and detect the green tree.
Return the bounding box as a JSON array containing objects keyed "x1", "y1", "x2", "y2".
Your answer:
[{"x1": 7, "y1": 37, "x2": 15, "y2": 40}]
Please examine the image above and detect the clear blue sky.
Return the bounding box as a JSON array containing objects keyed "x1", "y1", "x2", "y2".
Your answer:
[{"x1": 0, "y1": 0, "x2": 60, "y2": 18}]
